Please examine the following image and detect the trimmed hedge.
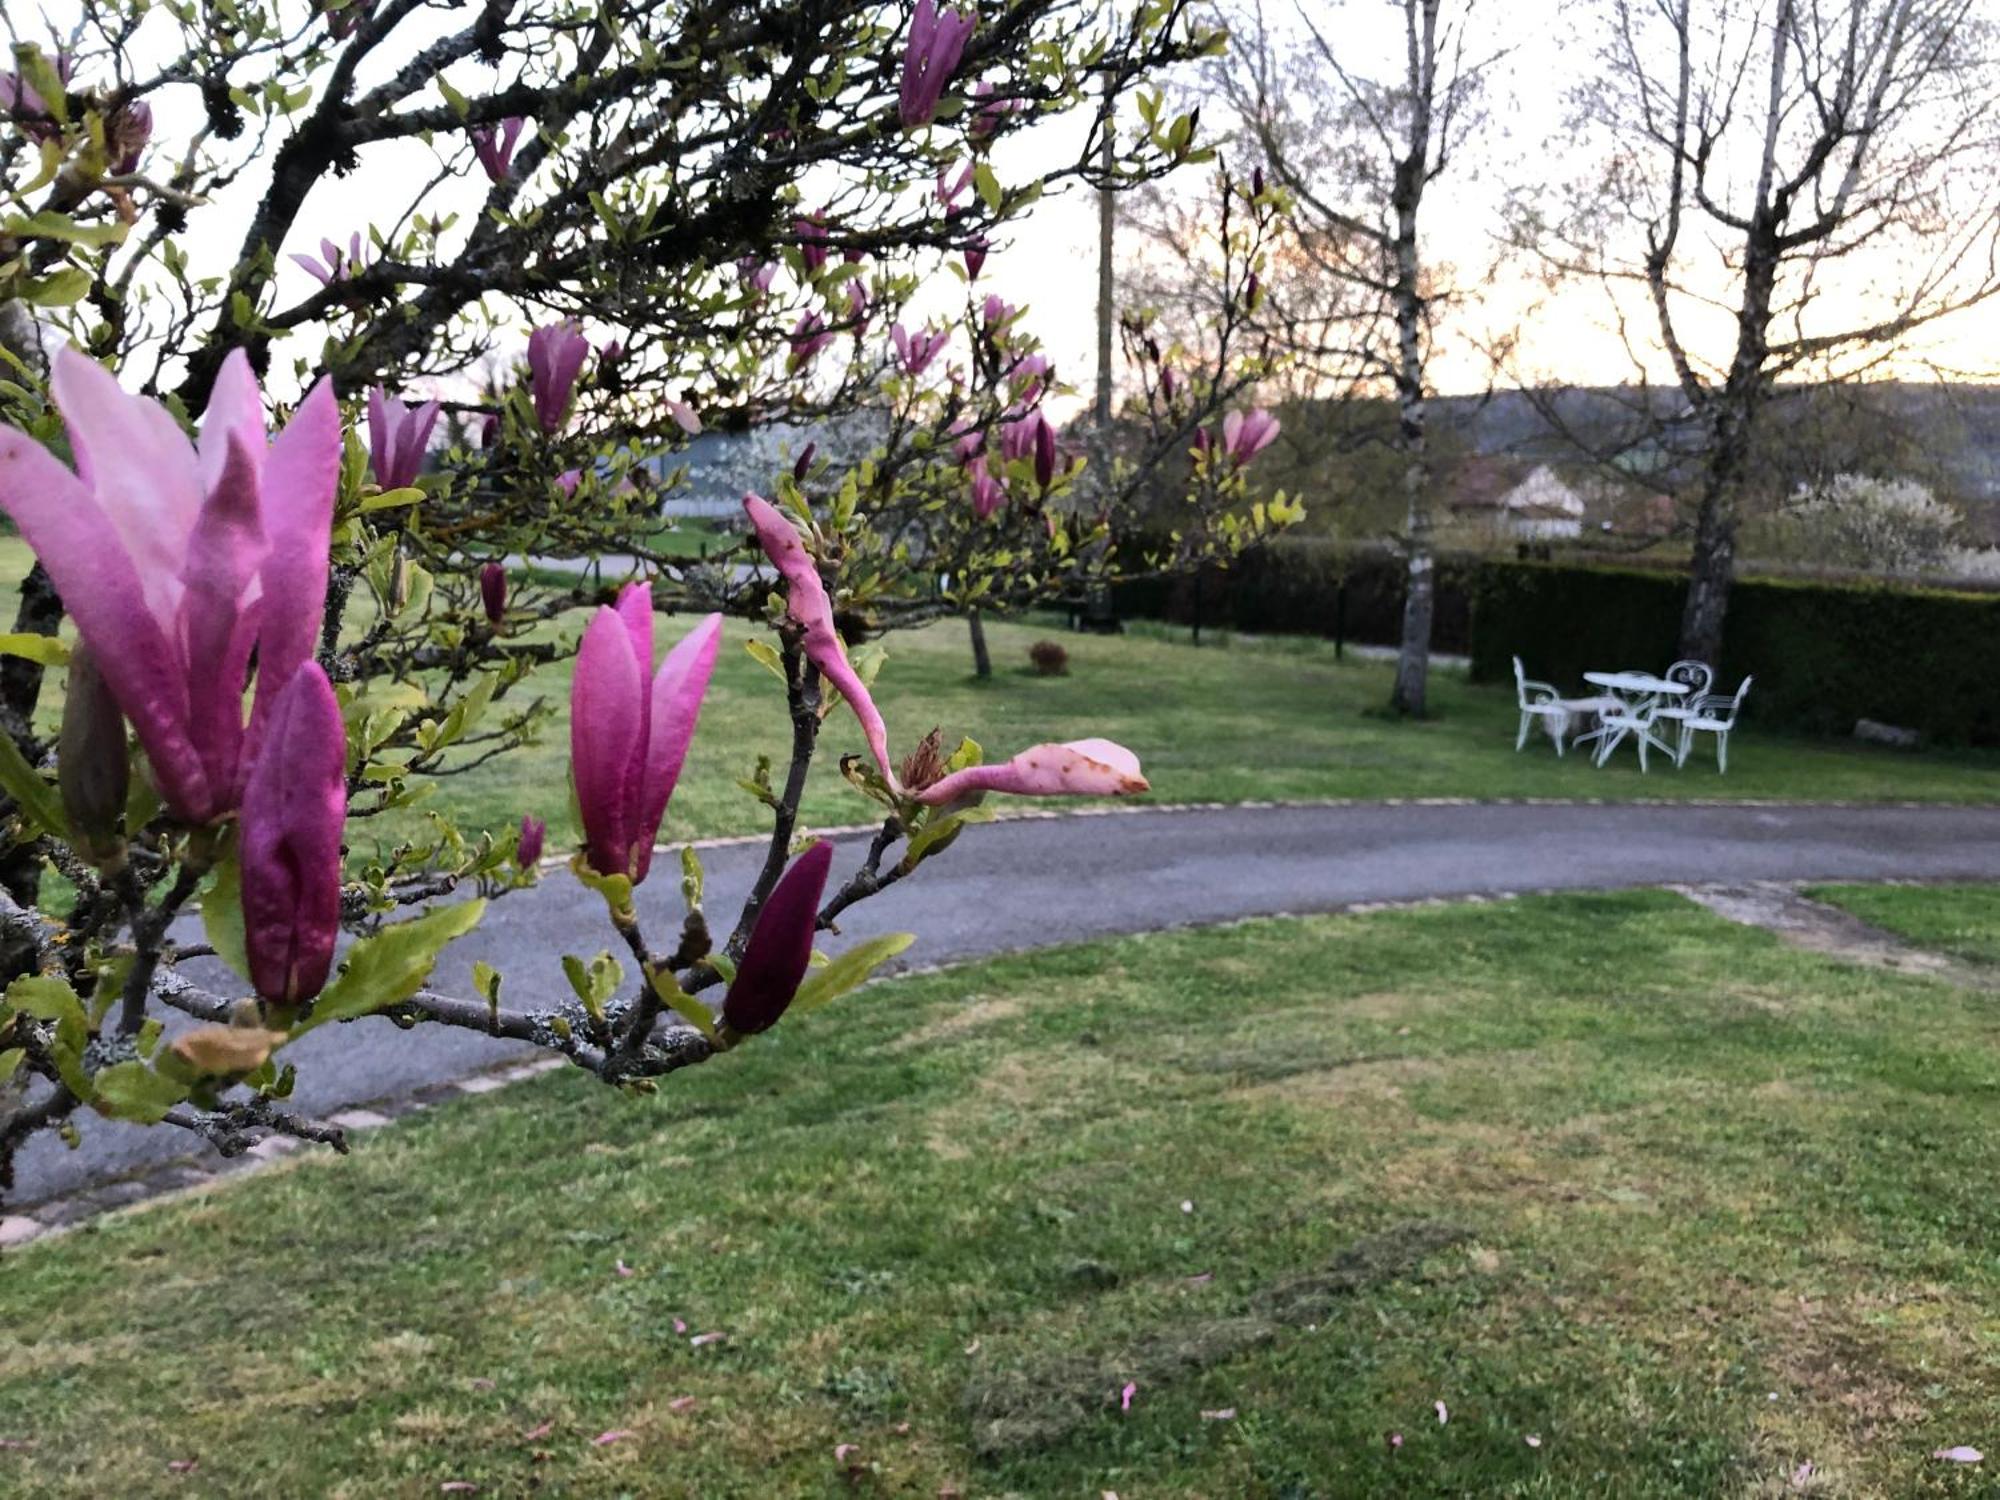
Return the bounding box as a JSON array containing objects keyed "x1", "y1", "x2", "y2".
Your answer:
[
  {"x1": 1469, "y1": 561, "x2": 2000, "y2": 746},
  {"x1": 1112, "y1": 539, "x2": 1476, "y2": 653}
]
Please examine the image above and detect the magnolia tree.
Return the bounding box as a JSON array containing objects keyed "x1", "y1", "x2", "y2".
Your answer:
[{"x1": 0, "y1": 1, "x2": 1291, "y2": 1205}]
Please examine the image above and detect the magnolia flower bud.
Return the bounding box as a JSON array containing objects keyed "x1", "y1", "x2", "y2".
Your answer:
[
  {"x1": 58, "y1": 644, "x2": 128, "y2": 868},
  {"x1": 515, "y1": 814, "x2": 546, "y2": 868},
  {"x1": 720, "y1": 841, "x2": 834, "y2": 1036},
  {"x1": 793, "y1": 442, "x2": 817, "y2": 482},
  {"x1": 480, "y1": 561, "x2": 507, "y2": 625}
]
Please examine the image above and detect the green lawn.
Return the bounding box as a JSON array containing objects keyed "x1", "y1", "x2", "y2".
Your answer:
[
  {"x1": 5, "y1": 891, "x2": 1999, "y2": 1497},
  {"x1": 2, "y1": 539, "x2": 1996, "y2": 865},
  {"x1": 1809, "y1": 883, "x2": 2000, "y2": 968}
]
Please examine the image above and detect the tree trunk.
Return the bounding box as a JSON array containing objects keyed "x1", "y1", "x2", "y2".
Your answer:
[
  {"x1": 967, "y1": 607, "x2": 992, "y2": 679},
  {"x1": 1678, "y1": 496, "x2": 1736, "y2": 665},
  {"x1": 1387, "y1": 3, "x2": 1436, "y2": 718}
]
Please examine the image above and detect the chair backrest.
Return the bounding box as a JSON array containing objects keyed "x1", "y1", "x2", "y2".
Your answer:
[
  {"x1": 1727, "y1": 675, "x2": 1753, "y2": 722},
  {"x1": 1665, "y1": 659, "x2": 1713, "y2": 697},
  {"x1": 1512, "y1": 655, "x2": 1529, "y2": 705},
  {"x1": 1699, "y1": 676, "x2": 1753, "y2": 727}
]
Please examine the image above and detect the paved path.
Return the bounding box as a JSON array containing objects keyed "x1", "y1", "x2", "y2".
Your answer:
[{"x1": 14, "y1": 800, "x2": 2000, "y2": 1207}]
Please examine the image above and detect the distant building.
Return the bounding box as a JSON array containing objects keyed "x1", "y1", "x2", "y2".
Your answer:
[{"x1": 1450, "y1": 459, "x2": 1584, "y2": 541}]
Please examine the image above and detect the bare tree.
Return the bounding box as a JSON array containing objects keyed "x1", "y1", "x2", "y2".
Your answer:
[
  {"x1": 1189, "y1": 0, "x2": 1493, "y2": 716},
  {"x1": 1542, "y1": 0, "x2": 2000, "y2": 662}
]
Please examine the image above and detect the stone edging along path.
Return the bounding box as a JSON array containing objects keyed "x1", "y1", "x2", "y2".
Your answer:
[{"x1": 7, "y1": 798, "x2": 2000, "y2": 1245}]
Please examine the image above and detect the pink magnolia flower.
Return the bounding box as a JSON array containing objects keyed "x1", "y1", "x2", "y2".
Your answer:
[
  {"x1": 982, "y1": 294, "x2": 1017, "y2": 330},
  {"x1": 1006, "y1": 353, "x2": 1050, "y2": 403},
  {"x1": 963, "y1": 235, "x2": 988, "y2": 280},
  {"x1": 570, "y1": 588, "x2": 723, "y2": 883},
  {"x1": 968, "y1": 81, "x2": 1027, "y2": 143},
  {"x1": 239, "y1": 663, "x2": 347, "y2": 1005},
  {"x1": 109, "y1": 100, "x2": 152, "y2": 175},
  {"x1": 742, "y1": 496, "x2": 895, "y2": 785},
  {"x1": 291, "y1": 232, "x2": 366, "y2": 287},
  {"x1": 479, "y1": 562, "x2": 507, "y2": 624},
  {"x1": 527, "y1": 321, "x2": 590, "y2": 434},
  {"x1": 846, "y1": 278, "x2": 874, "y2": 335},
  {"x1": 948, "y1": 419, "x2": 985, "y2": 464},
  {"x1": 967, "y1": 457, "x2": 1007, "y2": 520},
  {"x1": 516, "y1": 814, "x2": 546, "y2": 868},
  {"x1": 665, "y1": 397, "x2": 702, "y2": 436},
  {"x1": 0, "y1": 348, "x2": 340, "y2": 824},
  {"x1": 1001, "y1": 410, "x2": 1054, "y2": 476},
  {"x1": 738, "y1": 257, "x2": 778, "y2": 295},
  {"x1": 794, "y1": 213, "x2": 830, "y2": 273},
  {"x1": 470, "y1": 116, "x2": 526, "y2": 183},
  {"x1": 790, "y1": 312, "x2": 833, "y2": 367},
  {"x1": 890, "y1": 322, "x2": 947, "y2": 376},
  {"x1": 720, "y1": 840, "x2": 834, "y2": 1036},
  {"x1": 0, "y1": 50, "x2": 72, "y2": 145},
  {"x1": 937, "y1": 163, "x2": 975, "y2": 210},
  {"x1": 321, "y1": 0, "x2": 375, "y2": 39},
  {"x1": 1222, "y1": 408, "x2": 1280, "y2": 465},
  {"x1": 899, "y1": 0, "x2": 976, "y2": 128},
  {"x1": 366, "y1": 385, "x2": 439, "y2": 491},
  {"x1": 1190, "y1": 426, "x2": 1213, "y2": 461},
  {"x1": 556, "y1": 468, "x2": 583, "y2": 497},
  {"x1": 916, "y1": 738, "x2": 1148, "y2": 806}
]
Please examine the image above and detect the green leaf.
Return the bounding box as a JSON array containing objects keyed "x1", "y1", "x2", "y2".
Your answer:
[
  {"x1": 20, "y1": 268, "x2": 93, "y2": 308},
  {"x1": 3, "y1": 975, "x2": 85, "y2": 1029},
  {"x1": 437, "y1": 75, "x2": 469, "y2": 119},
  {"x1": 899, "y1": 805, "x2": 995, "y2": 873},
  {"x1": 973, "y1": 162, "x2": 1004, "y2": 214},
  {"x1": 0, "y1": 634, "x2": 67, "y2": 667},
  {"x1": 0, "y1": 1047, "x2": 22, "y2": 1085},
  {"x1": 91, "y1": 1061, "x2": 189, "y2": 1124},
  {"x1": 743, "y1": 637, "x2": 786, "y2": 682},
  {"x1": 791, "y1": 933, "x2": 916, "y2": 1015},
  {"x1": 359, "y1": 485, "x2": 424, "y2": 512},
  {"x1": 202, "y1": 853, "x2": 250, "y2": 982},
  {"x1": 297, "y1": 899, "x2": 488, "y2": 1033},
  {"x1": 562, "y1": 950, "x2": 622, "y2": 1022},
  {"x1": 0, "y1": 729, "x2": 65, "y2": 838},
  {"x1": 680, "y1": 845, "x2": 704, "y2": 912},
  {"x1": 647, "y1": 968, "x2": 716, "y2": 1043},
  {"x1": 568, "y1": 856, "x2": 635, "y2": 919}
]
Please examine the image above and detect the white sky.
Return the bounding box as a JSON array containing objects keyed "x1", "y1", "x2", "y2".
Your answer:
[{"x1": 25, "y1": 0, "x2": 2000, "y2": 403}]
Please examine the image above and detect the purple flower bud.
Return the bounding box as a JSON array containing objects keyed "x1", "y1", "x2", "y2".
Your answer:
[
  {"x1": 720, "y1": 841, "x2": 835, "y2": 1035},
  {"x1": 570, "y1": 590, "x2": 723, "y2": 884},
  {"x1": 240, "y1": 663, "x2": 347, "y2": 1005},
  {"x1": 795, "y1": 213, "x2": 830, "y2": 272},
  {"x1": 109, "y1": 100, "x2": 152, "y2": 176},
  {"x1": 366, "y1": 385, "x2": 440, "y2": 491},
  {"x1": 1034, "y1": 415, "x2": 1058, "y2": 490},
  {"x1": 968, "y1": 456, "x2": 1007, "y2": 520},
  {"x1": 469, "y1": 116, "x2": 526, "y2": 183},
  {"x1": 516, "y1": 814, "x2": 546, "y2": 869},
  {"x1": 793, "y1": 443, "x2": 818, "y2": 481},
  {"x1": 790, "y1": 312, "x2": 832, "y2": 367},
  {"x1": 480, "y1": 562, "x2": 507, "y2": 624},
  {"x1": 968, "y1": 80, "x2": 1026, "y2": 143},
  {"x1": 899, "y1": 0, "x2": 977, "y2": 128},
  {"x1": 963, "y1": 235, "x2": 988, "y2": 280},
  {"x1": 478, "y1": 412, "x2": 500, "y2": 449},
  {"x1": 527, "y1": 321, "x2": 589, "y2": 435}
]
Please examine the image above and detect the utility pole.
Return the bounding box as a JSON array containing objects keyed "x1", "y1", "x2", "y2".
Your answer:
[{"x1": 1095, "y1": 92, "x2": 1115, "y2": 427}]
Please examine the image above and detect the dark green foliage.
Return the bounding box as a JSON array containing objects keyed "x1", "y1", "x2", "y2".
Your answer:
[
  {"x1": 1114, "y1": 539, "x2": 1478, "y2": 652},
  {"x1": 1469, "y1": 561, "x2": 2000, "y2": 745}
]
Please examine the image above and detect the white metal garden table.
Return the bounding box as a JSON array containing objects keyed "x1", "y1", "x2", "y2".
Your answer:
[{"x1": 1577, "y1": 671, "x2": 1690, "y2": 765}]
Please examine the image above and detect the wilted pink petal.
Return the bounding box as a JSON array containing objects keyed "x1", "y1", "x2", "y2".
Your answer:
[
  {"x1": 614, "y1": 1259, "x2": 634, "y2": 1277},
  {"x1": 1119, "y1": 1381, "x2": 1136, "y2": 1413},
  {"x1": 522, "y1": 1421, "x2": 554, "y2": 1441},
  {"x1": 1185, "y1": 1271, "x2": 1214, "y2": 1285},
  {"x1": 592, "y1": 1430, "x2": 636, "y2": 1447},
  {"x1": 667, "y1": 1397, "x2": 698, "y2": 1413},
  {"x1": 915, "y1": 738, "x2": 1148, "y2": 807},
  {"x1": 689, "y1": 1332, "x2": 727, "y2": 1348},
  {"x1": 1387, "y1": 1432, "x2": 1404, "y2": 1452},
  {"x1": 833, "y1": 1443, "x2": 861, "y2": 1462},
  {"x1": 1200, "y1": 1409, "x2": 1236, "y2": 1422},
  {"x1": 742, "y1": 495, "x2": 896, "y2": 784},
  {"x1": 1789, "y1": 1461, "x2": 1811, "y2": 1487},
  {"x1": 440, "y1": 1485, "x2": 479, "y2": 1495},
  {"x1": 167, "y1": 1459, "x2": 198, "y2": 1474},
  {"x1": 1524, "y1": 1434, "x2": 1543, "y2": 1449},
  {"x1": 1434, "y1": 1400, "x2": 1448, "y2": 1425},
  {"x1": 1934, "y1": 1446, "x2": 1983, "y2": 1463},
  {"x1": 673, "y1": 1318, "x2": 688, "y2": 1334}
]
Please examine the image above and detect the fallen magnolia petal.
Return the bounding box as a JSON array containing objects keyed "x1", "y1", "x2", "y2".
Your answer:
[
  {"x1": 667, "y1": 1397, "x2": 698, "y2": 1413},
  {"x1": 1200, "y1": 1408, "x2": 1237, "y2": 1422},
  {"x1": 1119, "y1": 1381, "x2": 1137, "y2": 1413},
  {"x1": 440, "y1": 1485, "x2": 479, "y2": 1495},
  {"x1": 1387, "y1": 1432, "x2": 1404, "y2": 1452},
  {"x1": 1524, "y1": 1434, "x2": 1543, "y2": 1449},
  {"x1": 1934, "y1": 1446, "x2": 1983, "y2": 1463},
  {"x1": 1435, "y1": 1400, "x2": 1449, "y2": 1425},
  {"x1": 834, "y1": 1444, "x2": 862, "y2": 1462},
  {"x1": 1789, "y1": 1460, "x2": 1812, "y2": 1487},
  {"x1": 914, "y1": 738, "x2": 1148, "y2": 807},
  {"x1": 672, "y1": 1318, "x2": 688, "y2": 1334},
  {"x1": 522, "y1": 1421, "x2": 554, "y2": 1441},
  {"x1": 689, "y1": 1332, "x2": 727, "y2": 1347},
  {"x1": 614, "y1": 1259, "x2": 634, "y2": 1277},
  {"x1": 167, "y1": 1459, "x2": 198, "y2": 1474},
  {"x1": 1186, "y1": 1271, "x2": 1214, "y2": 1285},
  {"x1": 591, "y1": 1430, "x2": 636, "y2": 1447}
]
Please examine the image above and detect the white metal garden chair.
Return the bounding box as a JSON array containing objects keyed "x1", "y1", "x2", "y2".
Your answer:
[
  {"x1": 1511, "y1": 657, "x2": 1611, "y2": 756},
  {"x1": 1674, "y1": 676, "x2": 1753, "y2": 773},
  {"x1": 1650, "y1": 659, "x2": 1712, "y2": 739}
]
